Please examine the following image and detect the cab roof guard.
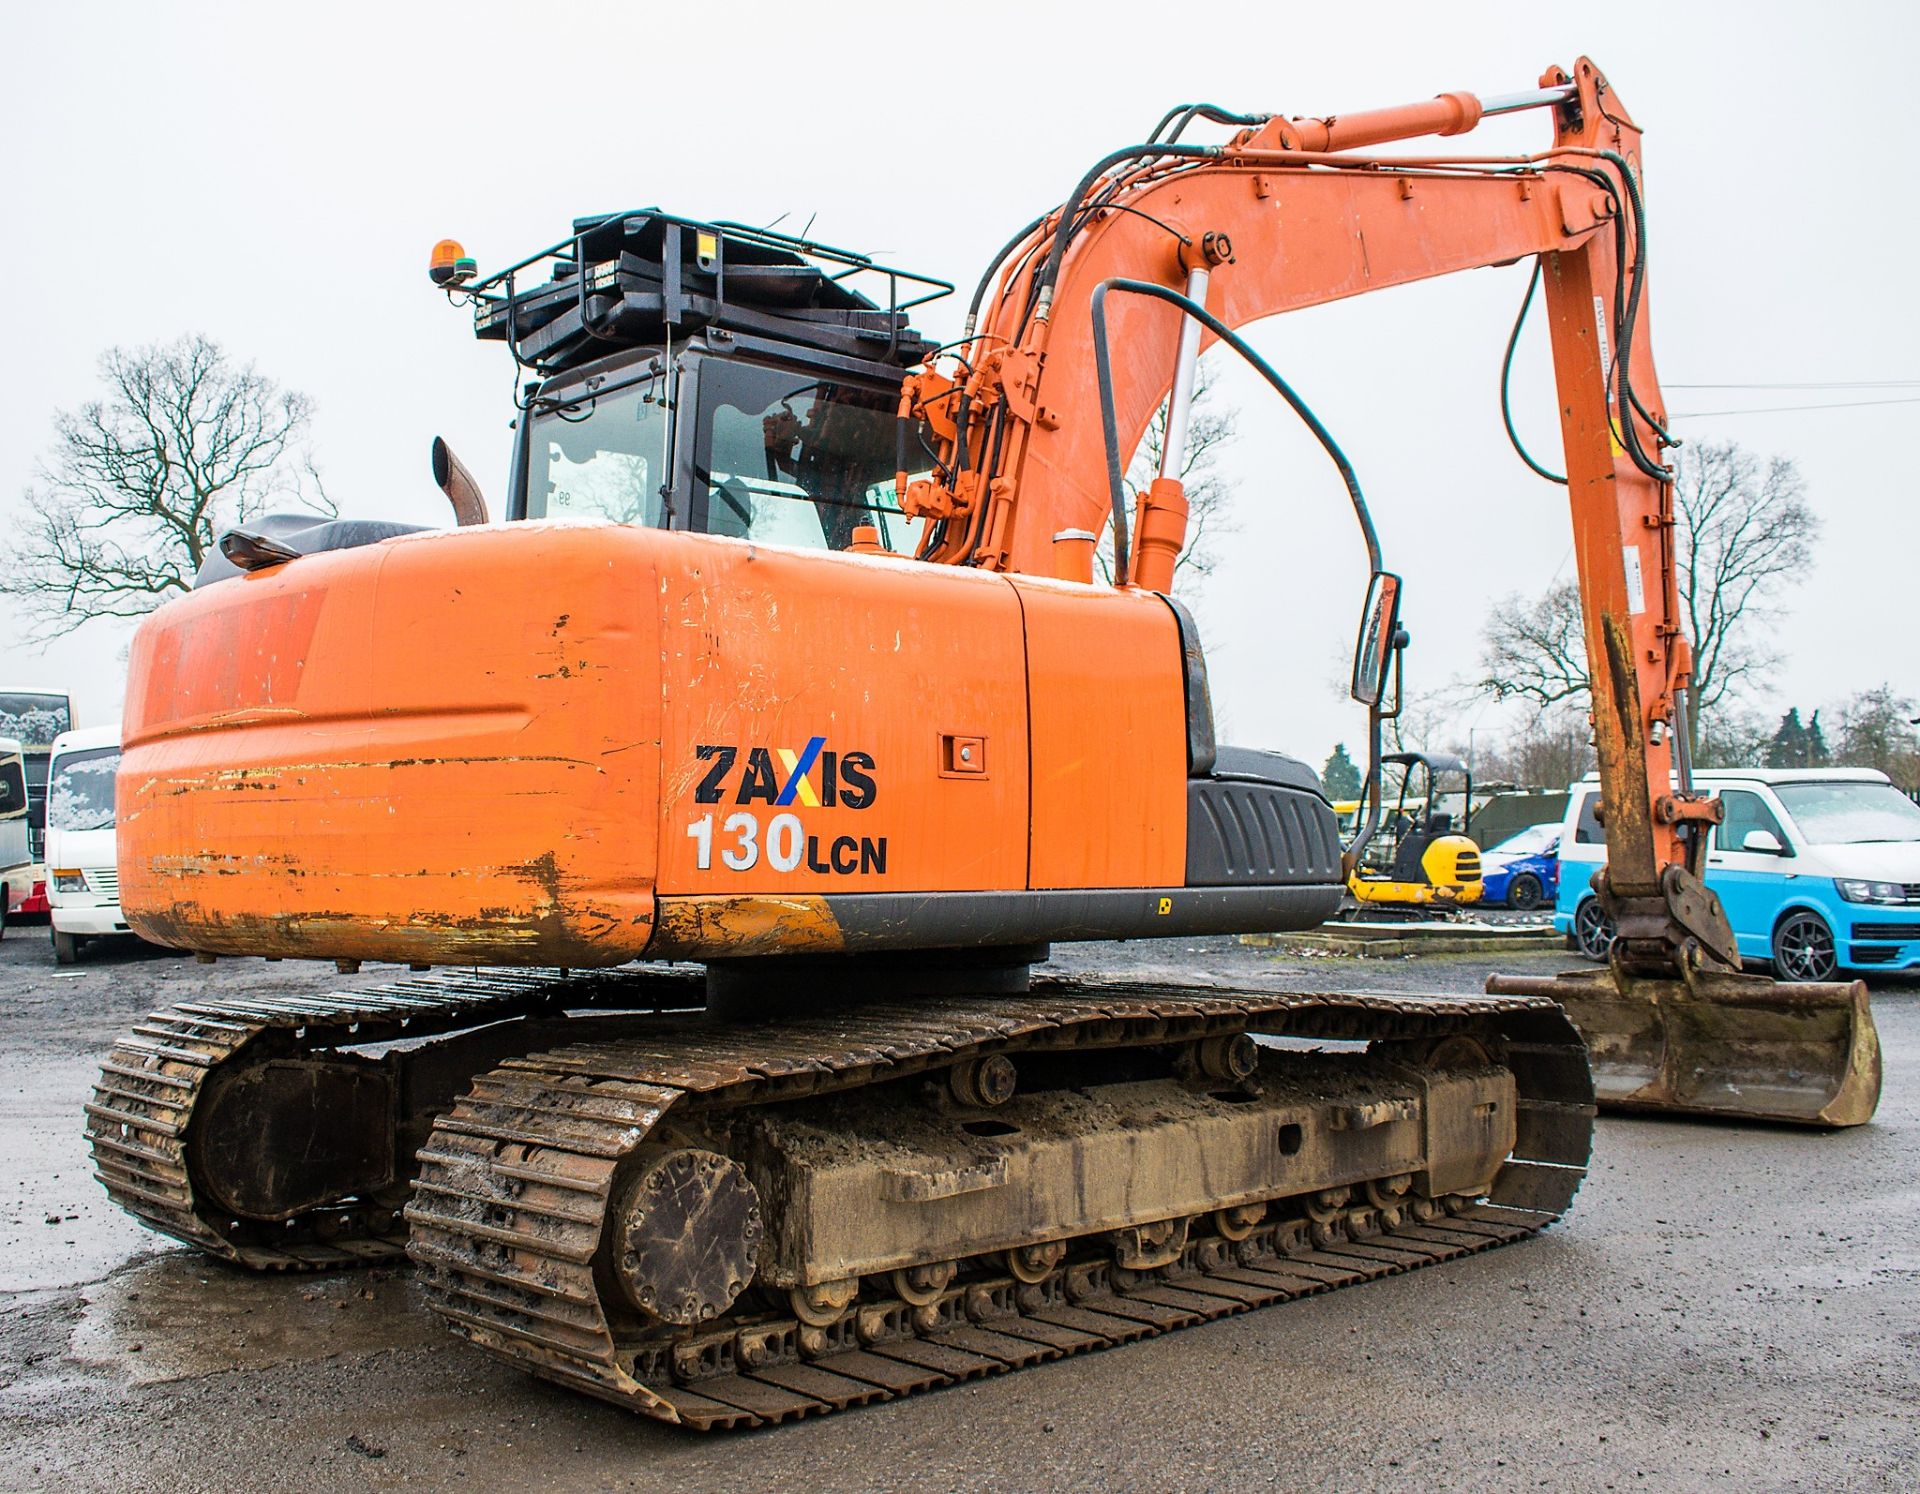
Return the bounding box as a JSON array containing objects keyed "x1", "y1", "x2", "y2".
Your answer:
[{"x1": 461, "y1": 209, "x2": 952, "y2": 376}]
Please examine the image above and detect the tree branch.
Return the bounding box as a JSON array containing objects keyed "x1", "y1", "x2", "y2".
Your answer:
[{"x1": 0, "y1": 334, "x2": 330, "y2": 634}]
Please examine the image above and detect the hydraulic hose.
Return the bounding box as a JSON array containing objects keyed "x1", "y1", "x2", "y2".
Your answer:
[
  {"x1": 1501, "y1": 261, "x2": 1567, "y2": 484},
  {"x1": 1033, "y1": 146, "x2": 1222, "y2": 322},
  {"x1": 1594, "y1": 148, "x2": 1679, "y2": 461},
  {"x1": 1088, "y1": 278, "x2": 1381, "y2": 571},
  {"x1": 1087, "y1": 276, "x2": 1398, "y2": 865},
  {"x1": 1149, "y1": 103, "x2": 1271, "y2": 145},
  {"x1": 967, "y1": 213, "x2": 1051, "y2": 333}
]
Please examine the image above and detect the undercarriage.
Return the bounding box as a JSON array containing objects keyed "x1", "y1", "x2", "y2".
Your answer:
[{"x1": 88, "y1": 965, "x2": 1592, "y2": 1427}]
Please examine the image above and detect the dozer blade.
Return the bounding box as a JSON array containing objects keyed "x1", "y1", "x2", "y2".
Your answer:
[{"x1": 1486, "y1": 968, "x2": 1880, "y2": 1127}]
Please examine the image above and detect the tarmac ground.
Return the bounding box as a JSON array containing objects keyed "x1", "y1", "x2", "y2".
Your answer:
[{"x1": 2, "y1": 922, "x2": 1915, "y2": 1492}]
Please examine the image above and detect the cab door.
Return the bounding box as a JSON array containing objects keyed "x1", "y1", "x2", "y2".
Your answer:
[{"x1": 1705, "y1": 787, "x2": 1795, "y2": 960}]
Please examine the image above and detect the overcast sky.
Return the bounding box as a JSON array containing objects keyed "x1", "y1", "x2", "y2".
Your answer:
[{"x1": 3, "y1": 2, "x2": 1913, "y2": 770}]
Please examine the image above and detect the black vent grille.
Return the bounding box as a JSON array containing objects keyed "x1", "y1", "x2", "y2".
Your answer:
[
  {"x1": 1187, "y1": 780, "x2": 1343, "y2": 888},
  {"x1": 1852, "y1": 922, "x2": 1920, "y2": 941}
]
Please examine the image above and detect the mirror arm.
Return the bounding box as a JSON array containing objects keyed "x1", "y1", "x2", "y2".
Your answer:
[
  {"x1": 1343, "y1": 702, "x2": 1387, "y2": 875},
  {"x1": 1343, "y1": 628, "x2": 1408, "y2": 871},
  {"x1": 1379, "y1": 632, "x2": 1407, "y2": 721}
]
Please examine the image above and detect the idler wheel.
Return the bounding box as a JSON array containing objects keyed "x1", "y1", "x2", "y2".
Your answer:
[
  {"x1": 612, "y1": 1148, "x2": 762, "y2": 1326},
  {"x1": 1421, "y1": 1035, "x2": 1494, "y2": 1070}
]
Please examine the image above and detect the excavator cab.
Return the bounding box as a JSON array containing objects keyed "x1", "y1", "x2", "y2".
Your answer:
[
  {"x1": 203, "y1": 212, "x2": 947, "y2": 582},
  {"x1": 492, "y1": 210, "x2": 945, "y2": 556},
  {"x1": 510, "y1": 340, "x2": 926, "y2": 555},
  {"x1": 1347, "y1": 751, "x2": 1483, "y2": 910}
]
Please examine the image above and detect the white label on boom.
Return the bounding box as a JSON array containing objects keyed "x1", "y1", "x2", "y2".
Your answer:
[
  {"x1": 1593, "y1": 295, "x2": 1612, "y2": 381},
  {"x1": 1623, "y1": 545, "x2": 1646, "y2": 614}
]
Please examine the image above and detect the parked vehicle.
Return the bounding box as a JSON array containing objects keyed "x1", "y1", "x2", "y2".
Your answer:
[
  {"x1": 1467, "y1": 790, "x2": 1571, "y2": 856},
  {"x1": 1554, "y1": 768, "x2": 1920, "y2": 979},
  {"x1": 1, "y1": 737, "x2": 31, "y2": 933},
  {"x1": 45, "y1": 723, "x2": 129, "y2": 963},
  {"x1": 0, "y1": 688, "x2": 74, "y2": 862},
  {"x1": 1348, "y1": 751, "x2": 1483, "y2": 908},
  {"x1": 1478, "y1": 823, "x2": 1560, "y2": 910}
]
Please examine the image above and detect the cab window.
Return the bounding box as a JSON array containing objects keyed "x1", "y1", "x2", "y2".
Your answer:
[
  {"x1": 693, "y1": 358, "x2": 926, "y2": 554},
  {"x1": 1573, "y1": 792, "x2": 1606, "y2": 845},
  {"x1": 1714, "y1": 789, "x2": 1788, "y2": 853},
  {"x1": 524, "y1": 379, "x2": 672, "y2": 525}
]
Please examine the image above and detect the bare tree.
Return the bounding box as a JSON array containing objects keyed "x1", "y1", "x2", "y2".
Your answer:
[
  {"x1": 1380, "y1": 685, "x2": 1450, "y2": 760},
  {"x1": 1468, "y1": 703, "x2": 1596, "y2": 790},
  {"x1": 1097, "y1": 361, "x2": 1237, "y2": 584},
  {"x1": 1474, "y1": 440, "x2": 1819, "y2": 757},
  {"x1": 1835, "y1": 686, "x2": 1920, "y2": 792},
  {"x1": 1476, "y1": 581, "x2": 1589, "y2": 711},
  {"x1": 1673, "y1": 441, "x2": 1819, "y2": 716},
  {"x1": 2, "y1": 335, "x2": 331, "y2": 637},
  {"x1": 1693, "y1": 704, "x2": 1771, "y2": 770}
]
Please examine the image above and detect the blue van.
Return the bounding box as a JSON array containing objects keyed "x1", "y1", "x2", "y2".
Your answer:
[{"x1": 1553, "y1": 768, "x2": 1920, "y2": 980}]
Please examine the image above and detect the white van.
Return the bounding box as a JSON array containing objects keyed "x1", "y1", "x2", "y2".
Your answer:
[
  {"x1": 45, "y1": 722, "x2": 130, "y2": 963},
  {"x1": 1554, "y1": 767, "x2": 1920, "y2": 980}
]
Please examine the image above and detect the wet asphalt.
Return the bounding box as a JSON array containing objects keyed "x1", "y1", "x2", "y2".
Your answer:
[{"x1": 1, "y1": 923, "x2": 1915, "y2": 1493}]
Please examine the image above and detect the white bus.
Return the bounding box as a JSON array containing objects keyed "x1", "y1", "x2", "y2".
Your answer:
[
  {"x1": 0, "y1": 688, "x2": 74, "y2": 862},
  {"x1": 1, "y1": 737, "x2": 31, "y2": 932}
]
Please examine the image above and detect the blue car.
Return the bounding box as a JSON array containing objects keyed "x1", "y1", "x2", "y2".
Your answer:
[{"x1": 1477, "y1": 823, "x2": 1560, "y2": 910}]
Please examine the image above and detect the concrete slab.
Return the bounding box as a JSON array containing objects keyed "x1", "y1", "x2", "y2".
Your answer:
[{"x1": 1240, "y1": 922, "x2": 1565, "y2": 957}]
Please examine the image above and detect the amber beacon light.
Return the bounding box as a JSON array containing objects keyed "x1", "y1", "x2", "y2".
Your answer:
[{"x1": 428, "y1": 238, "x2": 476, "y2": 287}]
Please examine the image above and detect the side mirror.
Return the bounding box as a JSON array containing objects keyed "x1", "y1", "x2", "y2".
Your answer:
[
  {"x1": 1741, "y1": 829, "x2": 1785, "y2": 855},
  {"x1": 1350, "y1": 571, "x2": 1403, "y2": 706}
]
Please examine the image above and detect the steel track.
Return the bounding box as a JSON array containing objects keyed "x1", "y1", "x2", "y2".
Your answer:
[
  {"x1": 85, "y1": 966, "x2": 705, "y2": 1267},
  {"x1": 88, "y1": 969, "x2": 1591, "y2": 1425},
  {"x1": 402, "y1": 979, "x2": 1594, "y2": 1427}
]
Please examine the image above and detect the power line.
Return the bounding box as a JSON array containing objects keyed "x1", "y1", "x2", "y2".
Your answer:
[
  {"x1": 1668, "y1": 396, "x2": 1920, "y2": 418},
  {"x1": 1666, "y1": 380, "x2": 1920, "y2": 390}
]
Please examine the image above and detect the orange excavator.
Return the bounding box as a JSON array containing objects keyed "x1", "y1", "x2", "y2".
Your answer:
[{"x1": 91, "y1": 59, "x2": 1876, "y2": 1428}]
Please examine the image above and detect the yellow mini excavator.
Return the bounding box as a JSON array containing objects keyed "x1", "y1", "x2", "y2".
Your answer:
[{"x1": 1347, "y1": 751, "x2": 1484, "y2": 909}]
